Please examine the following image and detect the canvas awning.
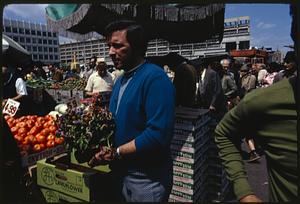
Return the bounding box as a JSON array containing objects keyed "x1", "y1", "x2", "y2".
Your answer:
[
  {"x1": 2, "y1": 34, "x2": 31, "y2": 67},
  {"x1": 45, "y1": 3, "x2": 225, "y2": 43}
]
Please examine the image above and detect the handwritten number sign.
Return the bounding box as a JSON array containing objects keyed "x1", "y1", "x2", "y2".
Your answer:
[{"x1": 3, "y1": 99, "x2": 20, "y2": 116}]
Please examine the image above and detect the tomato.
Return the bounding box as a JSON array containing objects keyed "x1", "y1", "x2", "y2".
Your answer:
[
  {"x1": 37, "y1": 117, "x2": 46, "y2": 124},
  {"x1": 34, "y1": 122, "x2": 43, "y2": 130},
  {"x1": 24, "y1": 135, "x2": 37, "y2": 145},
  {"x1": 33, "y1": 144, "x2": 43, "y2": 152},
  {"x1": 47, "y1": 134, "x2": 56, "y2": 141},
  {"x1": 7, "y1": 118, "x2": 15, "y2": 124},
  {"x1": 40, "y1": 128, "x2": 50, "y2": 136},
  {"x1": 45, "y1": 115, "x2": 54, "y2": 121},
  {"x1": 26, "y1": 120, "x2": 35, "y2": 129},
  {"x1": 54, "y1": 137, "x2": 65, "y2": 145},
  {"x1": 46, "y1": 140, "x2": 55, "y2": 148},
  {"x1": 29, "y1": 126, "x2": 39, "y2": 135},
  {"x1": 36, "y1": 134, "x2": 46, "y2": 144},
  {"x1": 43, "y1": 120, "x2": 56, "y2": 128},
  {"x1": 48, "y1": 126, "x2": 57, "y2": 134},
  {"x1": 11, "y1": 126, "x2": 19, "y2": 135},
  {"x1": 18, "y1": 127, "x2": 28, "y2": 135},
  {"x1": 17, "y1": 121, "x2": 27, "y2": 128},
  {"x1": 19, "y1": 116, "x2": 27, "y2": 122},
  {"x1": 28, "y1": 115, "x2": 38, "y2": 121},
  {"x1": 39, "y1": 143, "x2": 46, "y2": 151}
]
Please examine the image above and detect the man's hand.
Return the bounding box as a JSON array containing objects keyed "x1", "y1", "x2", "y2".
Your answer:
[
  {"x1": 239, "y1": 194, "x2": 262, "y2": 202},
  {"x1": 88, "y1": 146, "x2": 116, "y2": 167}
]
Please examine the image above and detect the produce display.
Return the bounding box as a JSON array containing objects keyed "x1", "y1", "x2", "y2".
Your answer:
[
  {"x1": 26, "y1": 77, "x2": 86, "y2": 90},
  {"x1": 26, "y1": 78, "x2": 54, "y2": 89},
  {"x1": 50, "y1": 78, "x2": 86, "y2": 90},
  {"x1": 4, "y1": 114, "x2": 64, "y2": 156},
  {"x1": 56, "y1": 94, "x2": 115, "y2": 163}
]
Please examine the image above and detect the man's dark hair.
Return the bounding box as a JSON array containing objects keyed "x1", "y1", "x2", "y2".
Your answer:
[{"x1": 104, "y1": 20, "x2": 148, "y2": 56}]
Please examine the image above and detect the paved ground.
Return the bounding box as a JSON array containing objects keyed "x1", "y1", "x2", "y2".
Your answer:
[{"x1": 224, "y1": 143, "x2": 269, "y2": 202}]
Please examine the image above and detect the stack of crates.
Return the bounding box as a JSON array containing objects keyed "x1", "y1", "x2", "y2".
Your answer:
[
  {"x1": 168, "y1": 107, "x2": 211, "y2": 202},
  {"x1": 206, "y1": 118, "x2": 232, "y2": 202}
]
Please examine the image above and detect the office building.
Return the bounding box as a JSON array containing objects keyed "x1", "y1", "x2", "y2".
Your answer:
[
  {"x1": 3, "y1": 18, "x2": 60, "y2": 64},
  {"x1": 59, "y1": 16, "x2": 250, "y2": 65}
]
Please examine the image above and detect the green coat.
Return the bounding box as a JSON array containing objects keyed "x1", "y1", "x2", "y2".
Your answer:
[{"x1": 215, "y1": 77, "x2": 297, "y2": 202}]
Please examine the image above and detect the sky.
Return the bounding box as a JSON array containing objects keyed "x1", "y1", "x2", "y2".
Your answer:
[{"x1": 2, "y1": 3, "x2": 294, "y2": 54}]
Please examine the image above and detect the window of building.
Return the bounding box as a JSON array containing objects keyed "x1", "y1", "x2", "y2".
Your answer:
[
  {"x1": 39, "y1": 54, "x2": 43, "y2": 60},
  {"x1": 19, "y1": 28, "x2": 24, "y2": 34},
  {"x1": 55, "y1": 55, "x2": 58, "y2": 60},
  {"x1": 239, "y1": 41, "x2": 250, "y2": 50},
  {"x1": 26, "y1": 46, "x2": 31, "y2": 51},
  {"x1": 19, "y1": 37, "x2": 25, "y2": 43},
  {"x1": 33, "y1": 46, "x2": 37, "y2": 51},
  {"x1": 5, "y1": 27, "x2": 11, "y2": 32},
  {"x1": 54, "y1": 48, "x2": 58, "y2": 52},
  {"x1": 12, "y1": 27, "x2": 18, "y2": 33},
  {"x1": 43, "y1": 39, "x2": 47, "y2": 44},
  {"x1": 37, "y1": 31, "x2": 41, "y2": 36},
  {"x1": 42, "y1": 31, "x2": 47, "y2": 36},
  {"x1": 26, "y1": 38, "x2": 31, "y2": 43},
  {"x1": 48, "y1": 32, "x2": 52, "y2": 37},
  {"x1": 53, "y1": 33, "x2": 57, "y2": 37},
  {"x1": 238, "y1": 28, "x2": 248, "y2": 34},
  {"x1": 50, "y1": 55, "x2": 53, "y2": 60},
  {"x1": 48, "y1": 40, "x2": 52, "y2": 45},
  {"x1": 25, "y1": 29, "x2": 30, "y2": 35},
  {"x1": 44, "y1": 47, "x2": 48, "y2": 52},
  {"x1": 49, "y1": 47, "x2": 53, "y2": 52},
  {"x1": 53, "y1": 40, "x2": 57, "y2": 45},
  {"x1": 33, "y1": 54, "x2": 37, "y2": 60},
  {"x1": 38, "y1": 39, "x2": 42, "y2": 44},
  {"x1": 38, "y1": 47, "x2": 42, "y2": 52},
  {"x1": 32, "y1": 38, "x2": 36, "y2": 44},
  {"x1": 225, "y1": 42, "x2": 237, "y2": 52},
  {"x1": 44, "y1": 55, "x2": 48, "y2": 60},
  {"x1": 31, "y1": 30, "x2": 36, "y2": 35}
]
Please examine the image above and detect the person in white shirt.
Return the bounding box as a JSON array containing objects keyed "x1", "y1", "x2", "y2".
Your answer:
[
  {"x1": 84, "y1": 58, "x2": 114, "y2": 97},
  {"x1": 3, "y1": 66, "x2": 28, "y2": 115}
]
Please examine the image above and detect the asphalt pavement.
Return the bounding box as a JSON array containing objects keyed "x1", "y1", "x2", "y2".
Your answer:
[{"x1": 224, "y1": 143, "x2": 269, "y2": 202}]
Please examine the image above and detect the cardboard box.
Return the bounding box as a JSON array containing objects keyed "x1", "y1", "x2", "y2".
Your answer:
[
  {"x1": 22, "y1": 145, "x2": 66, "y2": 167},
  {"x1": 70, "y1": 150, "x2": 111, "y2": 173},
  {"x1": 37, "y1": 155, "x2": 113, "y2": 202},
  {"x1": 40, "y1": 187, "x2": 84, "y2": 202}
]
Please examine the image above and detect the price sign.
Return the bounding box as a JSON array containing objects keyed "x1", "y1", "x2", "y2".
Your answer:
[
  {"x1": 66, "y1": 96, "x2": 80, "y2": 110},
  {"x1": 3, "y1": 99, "x2": 20, "y2": 116}
]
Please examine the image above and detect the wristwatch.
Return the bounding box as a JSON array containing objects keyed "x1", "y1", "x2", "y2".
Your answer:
[{"x1": 115, "y1": 147, "x2": 122, "y2": 160}]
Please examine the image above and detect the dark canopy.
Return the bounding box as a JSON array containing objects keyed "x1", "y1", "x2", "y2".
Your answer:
[{"x1": 46, "y1": 3, "x2": 225, "y2": 44}]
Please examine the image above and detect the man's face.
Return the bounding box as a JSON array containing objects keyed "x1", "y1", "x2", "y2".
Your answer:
[
  {"x1": 97, "y1": 64, "x2": 107, "y2": 77},
  {"x1": 221, "y1": 60, "x2": 230, "y2": 71},
  {"x1": 107, "y1": 29, "x2": 133, "y2": 70},
  {"x1": 284, "y1": 62, "x2": 295, "y2": 70}
]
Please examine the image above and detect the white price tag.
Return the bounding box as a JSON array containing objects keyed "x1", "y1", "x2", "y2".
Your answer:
[
  {"x1": 3, "y1": 99, "x2": 20, "y2": 116},
  {"x1": 66, "y1": 96, "x2": 80, "y2": 109}
]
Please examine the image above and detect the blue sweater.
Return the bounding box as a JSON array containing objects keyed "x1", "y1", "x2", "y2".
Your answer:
[{"x1": 109, "y1": 62, "x2": 175, "y2": 171}]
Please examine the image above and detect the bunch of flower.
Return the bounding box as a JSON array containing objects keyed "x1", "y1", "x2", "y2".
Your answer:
[{"x1": 56, "y1": 95, "x2": 115, "y2": 162}]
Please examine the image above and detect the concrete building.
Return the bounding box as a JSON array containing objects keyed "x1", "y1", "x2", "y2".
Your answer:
[
  {"x1": 3, "y1": 18, "x2": 60, "y2": 65},
  {"x1": 59, "y1": 16, "x2": 250, "y2": 65}
]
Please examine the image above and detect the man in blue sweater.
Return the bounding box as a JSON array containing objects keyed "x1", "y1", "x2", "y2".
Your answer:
[{"x1": 89, "y1": 20, "x2": 175, "y2": 202}]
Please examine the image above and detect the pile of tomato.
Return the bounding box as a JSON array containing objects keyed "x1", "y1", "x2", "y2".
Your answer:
[{"x1": 5, "y1": 114, "x2": 65, "y2": 155}]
